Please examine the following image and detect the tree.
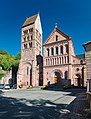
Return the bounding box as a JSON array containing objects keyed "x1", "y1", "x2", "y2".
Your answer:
[{"x1": 0, "y1": 50, "x2": 16, "y2": 71}]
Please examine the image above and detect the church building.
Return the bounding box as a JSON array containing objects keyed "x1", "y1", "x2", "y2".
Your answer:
[
  {"x1": 43, "y1": 24, "x2": 86, "y2": 87},
  {"x1": 17, "y1": 13, "x2": 87, "y2": 88}
]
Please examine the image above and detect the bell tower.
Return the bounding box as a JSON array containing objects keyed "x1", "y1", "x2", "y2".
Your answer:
[{"x1": 17, "y1": 13, "x2": 43, "y2": 88}]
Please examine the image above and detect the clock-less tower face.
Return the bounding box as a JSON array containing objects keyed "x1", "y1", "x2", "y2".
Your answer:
[
  {"x1": 21, "y1": 13, "x2": 42, "y2": 61},
  {"x1": 17, "y1": 14, "x2": 43, "y2": 88},
  {"x1": 21, "y1": 24, "x2": 35, "y2": 61}
]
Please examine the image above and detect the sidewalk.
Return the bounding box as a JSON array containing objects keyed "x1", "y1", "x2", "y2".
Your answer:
[{"x1": 59, "y1": 91, "x2": 90, "y2": 119}]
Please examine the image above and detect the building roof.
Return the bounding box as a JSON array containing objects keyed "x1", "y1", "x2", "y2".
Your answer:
[
  {"x1": 22, "y1": 14, "x2": 38, "y2": 28},
  {"x1": 83, "y1": 40, "x2": 91, "y2": 47},
  {"x1": 76, "y1": 54, "x2": 85, "y2": 59},
  {"x1": 43, "y1": 26, "x2": 71, "y2": 46}
]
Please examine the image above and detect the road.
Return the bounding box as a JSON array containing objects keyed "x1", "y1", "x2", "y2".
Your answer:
[{"x1": 0, "y1": 88, "x2": 88, "y2": 119}]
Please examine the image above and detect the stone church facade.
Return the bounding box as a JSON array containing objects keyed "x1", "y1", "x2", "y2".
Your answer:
[
  {"x1": 43, "y1": 25, "x2": 87, "y2": 87},
  {"x1": 17, "y1": 13, "x2": 87, "y2": 88}
]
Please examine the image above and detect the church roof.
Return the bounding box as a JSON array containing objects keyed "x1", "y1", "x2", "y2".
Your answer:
[
  {"x1": 22, "y1": 14, "x2": 38, "y2": 28},
  {"x1": 43, "y1": 26, "x2": 70, "y2": 46},
  {"x1": 76, "y1": 54, "x2": 85, "y2": 59},
  {"x1": 83, "y1": 40, "x2": 91, "y2": 47}
]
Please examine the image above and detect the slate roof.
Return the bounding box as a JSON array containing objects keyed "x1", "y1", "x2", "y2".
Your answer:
[
  {"x1": 83, "y1": 40, "x2": 91, "y2": 47},
  {"x1": 76, "y1": 54, "x2": 85, "y2": 59},
  {"x1": 22, "y1": 14, "x2": 38, "y2": 28}
]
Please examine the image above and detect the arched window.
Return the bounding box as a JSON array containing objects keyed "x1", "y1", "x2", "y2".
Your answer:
[
  {"x1": 65, "y1": 44, "x2": 69, "y2": 53},
  {"x1": 27, "y1": 36, "x2": 29, "y2": 41},
  {"x1": 67, "y1": 56, "x2": 69, "y2": 63},
  {"x1": 51, "y1": 47, "x2": 54, "y2": 55},
  {"x1": 47, "y1": 48, "x2": 49, "y2": 56},
  {"x1": 64, "y1": 71, "x2": 68, "y2": 80},
  {"x1": 56, "y1": 47, "x2": 58, "y2": 55},
  {"x1": 24, "y1": 44, "x2": 26, "y2": 49},
  {"x1": 24, "y1": 37, "x2": 26, "y2": 42},
  {"x1": 25, "y1": 44, "x2": 27, "y2": 49},
  {"x1": 56, "y1": 35, "x2": 58, "y2": 41},
  {"x1": 29, "y1": 42, "x2": 32, "y2": 48},
  {"x1": 60, "y1": 46, "x2": 63, "y2": 54},
  {"x1": 31, "y1": 35, "x2": 33, "y2": 40}
]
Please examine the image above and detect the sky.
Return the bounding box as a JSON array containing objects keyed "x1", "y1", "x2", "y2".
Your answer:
[{"x1": 0, "y1": 0, "x2": 91, "y2": 56}]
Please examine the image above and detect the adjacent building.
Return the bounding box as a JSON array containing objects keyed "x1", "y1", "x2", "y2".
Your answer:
[{"x1": 83, "y1": 41, "x2": 91, "y2": 109}]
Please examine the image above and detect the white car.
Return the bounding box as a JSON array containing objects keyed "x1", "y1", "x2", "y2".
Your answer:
[{"x1": 4, "y1": 84, "x2": 10, "y2": 89}]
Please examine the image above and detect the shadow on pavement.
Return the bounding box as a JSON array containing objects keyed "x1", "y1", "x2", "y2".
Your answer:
[
  {"x1": 0, "y1": 88, "x2": 90, "y2": 119},
  {"x1": 0, "y1": 91, "x2": 68, "y2": 119}
]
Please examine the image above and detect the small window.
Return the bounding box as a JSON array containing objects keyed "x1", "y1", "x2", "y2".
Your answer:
[
  {"x1": 29, "y1": 28, "x2": 33, "y2": 32},
  {"x1": 47, "y1": 48, "x2": 49, "y2": 56},
  {"x1": 23, "y1": 30, "x2": 28, "y2": 35},
  {"x1": 65, "y1": 44, "x2": 69, "y2": 53},
  {"x1": 51, "y1": 47, "x2": 54, "y2": 55},
  {"x1": 31, "y1": 35, "x2": 33, "y2": 40},
  {"x1": 56, "y1": 47, "x2": 58, "y2": 55},
  {"x1": 29, "y1": 42, "x2": 32, "y2": 48},
  {"x1": 27, "y1": 36, "x2": 29, "y2": 41},
  {"x1": 56, "y1": 35, "x2": 58, "y2": 41},
  {"x1": 60, "y1": 46, "x2": 63, "y2": 54},
  {"x1": 25, "y1": 44, "x2": 27, "y2": 49},
  {"x1": 76, "y1": 68, "x2": 79, "y2": 71},
  {"x1": 80, "y1": 60, "x2": 83, "y2": 64},
  {"x1": 24, "y1": 44, "x2": 27, "y2": 49},
  {"x1": 24, "y1": 44, "x2": 26, "y2": 48}
]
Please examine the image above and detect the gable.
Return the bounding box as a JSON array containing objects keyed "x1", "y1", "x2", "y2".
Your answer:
[{"x1": 44, "y1": 28, "x2": 69, "y2": 45}]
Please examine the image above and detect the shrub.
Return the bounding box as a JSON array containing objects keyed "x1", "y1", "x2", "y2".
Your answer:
[
  {"x1": 0, "y1": 73, "x2": 4, "y2": 80},
  {"x1": 41, "y1": 85, "x2": 47, "y2": 90},
  {"x1": 63, "y1": 85, "x2": 71, "y2": 89},
  {"x1": 27, "y1": 85, "x2": 33, "y2": 89}
]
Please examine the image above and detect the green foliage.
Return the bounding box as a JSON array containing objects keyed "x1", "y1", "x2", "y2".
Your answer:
[
  {"x1": 0, "y1": 50, "x2": 21, "y2": 71},
  {"x1": 15, "y1": 52, "x2": 21, "y2": 60},
  {"x1": 27, "y1": 85, "x2": 33, "y2": 89},
  {"x1": 0, "y1": 73, "x2": 4, "y2": 80},
  {"x1": 63, "y1": 85, "x2": 71, "y2": 89},
  {"x1": 0, "y1": 50, "x2": 8, "y2": 55},
  {"x1": 41, "y1": 85, "x2": 47, "y2": 89}
]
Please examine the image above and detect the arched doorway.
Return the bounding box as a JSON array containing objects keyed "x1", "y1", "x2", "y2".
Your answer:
[
  {"x1": 54, "y1": 72, "x2": 61, "y2": 85},
  {"x1": 74, "y1": 74, "x2": 81, "y2": 86}
]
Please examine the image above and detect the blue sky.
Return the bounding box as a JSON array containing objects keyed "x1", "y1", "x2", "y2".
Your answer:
[{"x1": 0, "y1": 0, "x2": 91, "y2": 56}]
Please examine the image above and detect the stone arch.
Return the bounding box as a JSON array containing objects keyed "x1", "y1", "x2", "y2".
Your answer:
[
  {"x1": 50, "y1": 69, "x2": 63, "y2": 85},
  {"x1": 22, "y1": 62, "x2": 32, "y2": 86},
  {"x1": 73, "y1": 73, "x2": 82, "y2": 86}
]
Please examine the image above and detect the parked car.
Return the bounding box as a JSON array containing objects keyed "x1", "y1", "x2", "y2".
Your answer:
[
  {"x1": 4, "y1": 84, "x2": 10, "y2": 89},
  {"x1": 0, "y1": 84, "x2": 4, "y2": 89}
]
